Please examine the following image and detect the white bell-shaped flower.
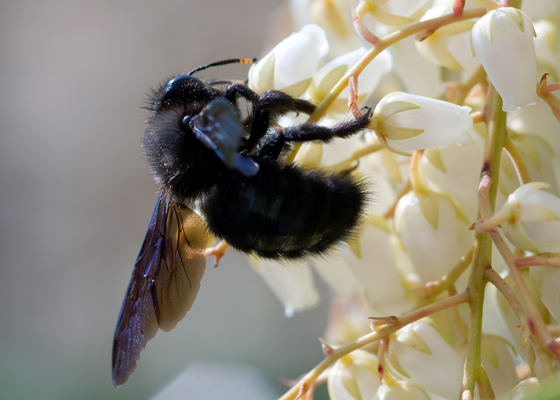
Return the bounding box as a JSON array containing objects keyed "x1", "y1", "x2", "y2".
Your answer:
[
  {"x1": 395, "y1": 190, "x2": 471, "y2": 284},
  {"x1": 471, "y1": 8, "x2": 538, "y2": 111},
  {"x1": 512, "y1": 133, "x2": 559, "y2": 196},
  {"x1": 488, "y1": 271, "x2": 530, "y2": 362},
  {"x1": 372, "y1": 380, "x2": 431, "y2": 400},
  {"x1": 248, "y1": 24, "x2": 328, "y2": 97},
  {"x1": 522, "y1": 1, "x2": 560, "y2": 22},
  {"x1": 511, "y1": 377, "x2": 540, "y2": 400},
  {"x1": 328, "y1": 350, "x2": 381, "y2": 400},
  {"x1": 530, "y1": 266, "x2": 560, "y2": 322},
  {"x1": 419, "y1": 142, "x2": 483, "y2": 221},
  {"x1": 479, "y1": 334, "x2": 519, "y2": 396},
  {"x1": 339, "y1": 212, "x2": 409, "y2": 313},
  {"x1": 356, "y1": 0, "x2": 432, "y2": 27},
  {"x1": 534, "y1": 17, "x2": 560, "y2": 81},
  {"x1": 308, "y1": 47, "x2": 393, "y2": 114},
  {"x1": 416, "y1": 1, "x2": 478, "y2": 72},
  {"x1": 249, "y1": 256, "x2": 319, "y2": 317},
  {"x1": 387, "y1": 320, "x2": 463, "y2": 399},
  {"x1": 312, "y1": 249, "x2": 362, "y2": 298},
  {"x1": 477, "y1": 182, "x2": 560, "y2": 253},
  {"x1": 508, "y1": 98, "x2": 560, "y2": 154},
  {"x1": 390, "y1": 37, "x2": 444, "y2": 98},
  {"x1": 372, "y1": 92, "x2": 473, "y2": 156}
]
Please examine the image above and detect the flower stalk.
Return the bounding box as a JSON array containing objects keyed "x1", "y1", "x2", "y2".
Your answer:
[
  {"x1": 461, "y1": 82, "x2": 507, "y2": 397},
  {"x1": 279, "y1": 291, "x2": 469, "y2": 400},
  {"x1": 287, "y1": 7, "x2": 488, "y2": 162}
]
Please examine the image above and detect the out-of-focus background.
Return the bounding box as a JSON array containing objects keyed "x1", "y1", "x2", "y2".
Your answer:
[{"x1": 0, "y1": 1, "x2": 333, "y2": 399}]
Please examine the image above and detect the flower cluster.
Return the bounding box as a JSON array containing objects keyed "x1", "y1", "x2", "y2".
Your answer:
[{"x1": 233, "y1": 0, "x2": 560, "y2": 399}]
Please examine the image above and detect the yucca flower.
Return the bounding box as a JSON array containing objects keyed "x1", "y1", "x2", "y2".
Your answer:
[
  {"x1": 371, "y1": 92, "x2": 473, "y2": 156},
  {"x1": 476, "y1": 182, "x2": 560, "y2": 253},
  {"x1": 471, "y1": 7, "x2": 538, "y2": 111},
  {"x1": 248, "y1": 24, "x2": 328, "y2": 97}
]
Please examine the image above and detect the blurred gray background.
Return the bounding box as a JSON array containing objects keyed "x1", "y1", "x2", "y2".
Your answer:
[{"x1": 0, "y1": 1, "x2": 332, "y2": 399}]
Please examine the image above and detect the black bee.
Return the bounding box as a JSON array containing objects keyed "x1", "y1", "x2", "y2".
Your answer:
[{"x1": 112, "y1": 59, "x2": 372, "y2": 387}]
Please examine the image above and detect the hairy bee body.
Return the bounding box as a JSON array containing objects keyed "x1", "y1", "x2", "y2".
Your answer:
[
  {"x1": 202, "y1": 160, "x2": 366, "y2": 259},
  {"x1": 143, "y1": 74, "x2": 371, "y2": 260},
  {"x1": 112, "y1": 60, "x2": 373, "y2": 387}
]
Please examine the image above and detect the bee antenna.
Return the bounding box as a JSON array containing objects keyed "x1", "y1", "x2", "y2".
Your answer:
[{"x1": 188, "y1": 58, "x2": 257, "y2": 76}]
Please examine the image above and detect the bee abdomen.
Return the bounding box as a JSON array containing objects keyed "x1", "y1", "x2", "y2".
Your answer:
[{"x1": 202, "y1": 161, "x2": 368, "y2": 260}]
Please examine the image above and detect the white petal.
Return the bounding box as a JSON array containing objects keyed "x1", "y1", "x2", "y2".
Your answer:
[
  {"x1": 273, "y1": 24, "x2": 328, "y2": 90},
  {"x1": 471, "y1": 9, "x2": 538, "y2": 111},
  {"x1": 312, "y1": 249, "x2": 362, "y2": 298},
  {"x1": 511, "y1": 378, "x2": 540, "y2": 400},
  {"x1": 379, "y1": 93, "x2": 473, "y2": 151},
  {"x1": 396, "y1": 192, "x2": 463, "y2": 283},
  {"x1": 250, "y1": 257, "x2": 319, "y2": 317},
  {"x1": 340, "y1": 221, "x2": 407, "y2": 307},
  {"x1": 390, "y1": 322, "x2": 463, "y2": 398},
  {"x1": 531, "y1": 266, "x2": 560, "y2": 321},
  {"x1": 480, "y1": 335, "x2": 519, "y2": 396}
]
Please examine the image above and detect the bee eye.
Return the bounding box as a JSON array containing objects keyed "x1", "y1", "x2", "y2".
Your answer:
[{"x1": 182, "y1": 116, "x2": 191, "y2": 126}]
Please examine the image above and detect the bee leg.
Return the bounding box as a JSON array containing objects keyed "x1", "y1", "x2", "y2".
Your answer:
[
  {"x1": 259, "y1": 107, "x2": 373, "y2": 160},
  {"x1": 225, "y1": 84, "x2": 259, "y2": 104},
  {"x1": 240, "y1": 91, "x2": 316, "y2": 151}
]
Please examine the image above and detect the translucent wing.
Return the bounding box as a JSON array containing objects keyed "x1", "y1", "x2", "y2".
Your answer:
[
  {"x1": 112, "y1": 195, "x2": 207, "y2": 387},
  {"x1": 189, "y1": 98, "x2": 259, "y2": 177}
]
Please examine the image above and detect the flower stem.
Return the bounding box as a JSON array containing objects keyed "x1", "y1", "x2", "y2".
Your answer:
[
  {"x1": 278, "y1": 291, "x2": 469, "y2": 400},
  {"x1": 410, "y1": 150, "x2": 428, "y2": 194},
  {"x1": 516, "y1": 256, "x2": 560, "y2": 268},
  {"x1": 504, "y1": 135, "x2": 531, "y2": 185},
  {"x1": 325, "y1": 142, "x2": 384, "y2": 171},
  {"x1": 416, "y1": 245, "x2": 474, "y2": 305},
  {"x1": 287, "y1": 7, "x2": 488, "y2": 161},
  {"x1": 489, "y1": 229, "x2": 560, "y2": 364},
  {"x1": 383, "y1": 181, "x2": 411, "y2": 219},
  {"x1": 456, "y1": 64, "x2": 487, "y2": 105},
  {"x1": 485, "y1": 267, "x2": 527, "y2": 323},
  {"x1": 461, "y1": 83, "x2": 507, "y2": 396},
  {"x1": 307, "y1": 7, "x2": 487, "y2": 124}
]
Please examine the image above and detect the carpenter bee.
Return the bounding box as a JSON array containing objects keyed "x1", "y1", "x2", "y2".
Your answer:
[{"x1": 112, "y1": 58, "x2": 372, "y2": 387}]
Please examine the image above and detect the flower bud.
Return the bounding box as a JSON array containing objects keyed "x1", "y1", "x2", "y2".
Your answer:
[
  {"x1": 248, "y1": 25, "x2": 328, "y2": 97},
  {"x1": 372, "y1": 380, "x2": 431, "y2": 400},
  {"x1": 488, "y1": 182, "x2": 560, "y2": 253},
  {"x1": 249, "y1": 256, "x2": 319, "y2": 317},
  {"x1": 339, "y1": 212, "x2": 409, "y2": 313},
  {"x1": 416, "y1": 2, "x2": 477, "y2": 72},
  {"x1": 356, "y1": 0, "x2": 431, "y2": 27},
  {"x1": 534, "y1": 16, "x2": 560, "y2": 81},
  {"x1": 530, "y1": 265, "x2": 560, "y2": 322},
  {"x1": 511, "y1": 377, "x2": 540, "y2": 400},
  {"x1": 419, "y1": 142, "x2": 483, "y2": 221},
  {"x1": 328, "y1": 350, "x2": 381, "y2": 400},
  {"x1": 372, "y1": 92, "x2": 472, "y2": 156},
  {"x1": 388, "y1": 320, "x2": 463, "y2": 398},
  {"x1": 395, "y1": 190, "x2": 471, "y2": 284},
  {"x1": 480, "y1": 334, "x2": 519, "y2": 396},
  {"x1": 308, "y1": 47, "x2": 392, "y2": 114},
  {"x1": 471, "y1": 8, "x2": 538, "y2": 111}
]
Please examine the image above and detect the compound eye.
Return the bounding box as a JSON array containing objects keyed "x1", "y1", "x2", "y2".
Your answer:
[{"x1": 182, "y1": 115, "x2": 191, "y2": 126}]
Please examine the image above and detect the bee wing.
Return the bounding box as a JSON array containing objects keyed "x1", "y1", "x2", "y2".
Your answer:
[
  {"x1": 155, "y1": 201, "x2": 207, "y2": 332},
  {"x1": 112, "y1": 195, "x2": 207, "y2": 387},
  {"x1": 190, "y1": 98, "x2": 259, "y2": 176}
]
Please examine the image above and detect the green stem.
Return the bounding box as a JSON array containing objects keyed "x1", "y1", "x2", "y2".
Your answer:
[{"x1": 461, "y1": 83, "x2": 507, "y2": 396}]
